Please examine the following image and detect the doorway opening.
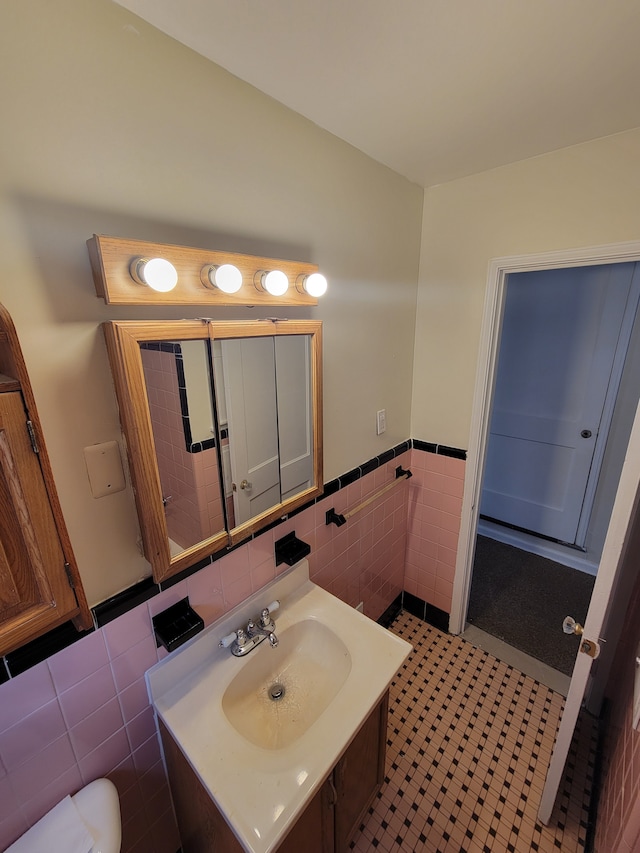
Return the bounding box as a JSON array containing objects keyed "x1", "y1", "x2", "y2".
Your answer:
[
  {"x1": 464, "y1": 261, "x2": 640, "y2": 678},
  {"x1": 449, "y1": 242, "x2": 640, "y2": 824}
]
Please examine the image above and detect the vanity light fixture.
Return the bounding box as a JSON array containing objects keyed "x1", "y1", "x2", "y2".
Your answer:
[
  {"x1": 201, "y1": 263, "x2": 243, "y2": 294},
  {"x1": 129, "y1": 257, "x2": 178, "y2": 292},
  {"x1": 88, "y1": 235, "x2": 326, "y2": 306},
  {"x1": 255, "y1": 269, "x2": 289, "y2": 297},
  {"x1": 297, "y1": 272, "x2": 328, "y2": 298}
]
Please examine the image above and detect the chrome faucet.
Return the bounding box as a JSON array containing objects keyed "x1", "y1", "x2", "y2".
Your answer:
[
  {"x1": 247, "y1": 608, "x2": 279, "y2": 648},
  {"x1": 219, "y1": 601, "x2": 280, "y2": 657}
]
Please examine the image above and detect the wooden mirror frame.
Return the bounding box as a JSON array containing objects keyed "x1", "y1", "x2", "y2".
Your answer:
[{"x1": 103, "y1": 319, "x2": 323, "y2": 583}]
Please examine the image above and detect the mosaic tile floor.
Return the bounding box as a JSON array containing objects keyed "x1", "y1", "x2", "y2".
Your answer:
[{"x1": 350, "y1": 612, "x2": 597, "y2": 853}]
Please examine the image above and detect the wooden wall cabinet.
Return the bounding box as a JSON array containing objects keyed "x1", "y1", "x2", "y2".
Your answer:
[
  {"x1": 0, "y1": 304, "x2": 91, "y2": 656},
  {"x1": 159, "y1": 692, "x2": 389, "y2": 853}
]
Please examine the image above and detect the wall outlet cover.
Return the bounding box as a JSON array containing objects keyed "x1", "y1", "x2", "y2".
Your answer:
[{"x1": 83, "y1": 441, "x2": 126, "y2": 498}]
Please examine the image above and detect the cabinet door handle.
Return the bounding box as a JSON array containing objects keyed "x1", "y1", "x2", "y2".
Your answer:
[{"x1": 328, "y1": 777, "x2": 338, "y2": 806}]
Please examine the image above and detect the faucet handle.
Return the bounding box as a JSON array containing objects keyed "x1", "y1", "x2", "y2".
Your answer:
[
  {"x1": 259, "y1": 600, "x2": 279, "y2": 628},
  {"x1": 219, "y1": 631, "x2": 237, "y2": 648}
]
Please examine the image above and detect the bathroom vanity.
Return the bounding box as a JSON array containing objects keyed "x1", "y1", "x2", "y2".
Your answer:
[
  {"x1": 146, "y1": 560, "x2": 411, "y2": 853},
  {"x1": 159, "y1": 693, "x2": 388, "y2": 852}
]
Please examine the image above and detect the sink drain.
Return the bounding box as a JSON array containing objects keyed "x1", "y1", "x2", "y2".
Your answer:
[{"x1": 268, "y1": 683, "x2": 286, "y2": 701}]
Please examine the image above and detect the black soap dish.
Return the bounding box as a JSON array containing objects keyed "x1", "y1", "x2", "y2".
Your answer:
[
  {"x1": 275, "y1": 531, "x2": 311, "y2": 567},
  {"x1": 152, "y1": 597, "x2": 204, "y2": 652}
]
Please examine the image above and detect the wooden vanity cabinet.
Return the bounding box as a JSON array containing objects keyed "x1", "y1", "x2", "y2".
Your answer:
[
  {"x1": 159, "y1": 691, "x2": 389, "y2": 853},
  {"x1": 334, "y1": 691, "x2": 388, "y2": 850},
  {"x1": 0, "y1": 304, "x2": 91, "y2": 655}
]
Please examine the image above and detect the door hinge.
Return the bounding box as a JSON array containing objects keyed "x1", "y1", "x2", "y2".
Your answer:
[
  {"x1": 63, "y1": 561, "x2": 75, "y2": 590},
  {"x1": 26, "y1": 420, "x2": 39, "y2": 454}
]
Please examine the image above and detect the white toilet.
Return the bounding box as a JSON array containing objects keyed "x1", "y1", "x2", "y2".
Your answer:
[{"x1": 7, "y1": 778, "x2": 121, "y2": 853}]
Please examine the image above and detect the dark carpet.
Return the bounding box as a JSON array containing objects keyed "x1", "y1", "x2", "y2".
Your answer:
[{"x1": 467, "y1": 535, "x2": 596, "y2": 676}]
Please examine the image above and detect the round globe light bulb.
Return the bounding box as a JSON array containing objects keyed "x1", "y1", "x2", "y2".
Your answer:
[
  {"x1": 140, "y1": 258, "x2": 178, "y2": 292},
  {"x1": 304, "y1": 273, "x2": 328, "y2": 297},
  {"x1": 263, "y1": 270, "x2": 289, "y2": 296},
  {"x1": 212, "y1": 264, "x2": 242, "y2": 294}
]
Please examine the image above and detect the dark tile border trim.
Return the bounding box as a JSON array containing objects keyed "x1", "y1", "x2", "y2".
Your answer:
[
  {"x1": 401, "y1": 591, "x2": 450, "y2": 633},
  {"x1": 377, "y1": 594, "x2": 403, "y2": 628},
  {"x1": 412, "y1": 439, "x2": 466, "y2": 460},
  {"x1": 1, "y1": 437, "x2": 465, "y2": 679},
  {"x1": 93, "y1": 577, "x2": 160, "y2": 628},
  {"x1": 6, "y1": 621, "x2": 95, "y2": 677}
]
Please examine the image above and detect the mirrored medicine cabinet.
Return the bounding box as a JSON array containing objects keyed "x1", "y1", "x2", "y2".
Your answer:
[{"x1": 103, "y1": 319, "x2": 323, "y2": 583}]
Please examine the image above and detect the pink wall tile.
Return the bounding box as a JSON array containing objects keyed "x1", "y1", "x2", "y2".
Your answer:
[
  {"x1": 406, "y1": 448, "x2": 464, "y2": 614},
  {"x1": 0, "y1": 699, "x2": 67, "y2": 770},
  {"x1": 20, "y1": 764, "x2": 83, "y2": 827},
  {"x1": 0, "y1": 662, "x2": 56, "y2": 732},
  {"x1": 70, "y1": 697, "x2": 125, "y2": 760},
  {"x1": 218, "y1": 546, "x2": 250, "y2": 586},
  {"x1": 118, "y1": 678, "x2": 151, "y2": 725},
  {"x1": 132, "y1": 735, "x2": 162, "y2": 778},
  {"x1": 110, "y1": 636, "x2": 159, "y2": 693},
  {"x1": 125, "y1": 707, "x2": 156, "y2": 753},
  {"x1": 47, "y1": 630, "x2": 109, "y2": 693},
  {"x1": 10, "y1": 735, "x2": 77, "y2": 801},
  {"x1": 250, "y1": 559, "x2": 277, "y2": 593},
  {"x1": 78, "y1": 727, "x2": 131, "y2": 784},
  {"x1": 186, "y1": 563, "x2": 226, "y2": 627},
  {"x1": 103, "y1": 607, "x2": 153, "y2": 659},
  {"x1": 0, "y1": 774, "x2": 27, "y2": 844},
  {"x1": 223, "y1": 573, "x2": 253, "y2": 608},
  {"x1": 58, "y1": 665, "x2": 117, "y2": 729},
  {"x1": 147, "y1": 581, "x2": 189, "y2": 621}
]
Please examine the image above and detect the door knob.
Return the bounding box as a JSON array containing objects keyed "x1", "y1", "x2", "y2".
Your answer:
[
  {"x1": 563, "y1": 616, "x2": 583, "y2": 636},
  {"x1": 581, "y1": 429, "x2": 592, "y2": 438},
  {"x1": 240, "y1": 479, "x2": 252, "y2": 491}
]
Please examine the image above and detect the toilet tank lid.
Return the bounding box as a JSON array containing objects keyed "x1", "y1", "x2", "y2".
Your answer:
[
  {"x1": 6, "y1": 778, "x2": 121, "y2": 853},
  {"x1": 6, "y1": 795, "x2": 95, "y2": 853},
  {"x1": 72, "y1": 778, "x2": 121, "y2": 852}
]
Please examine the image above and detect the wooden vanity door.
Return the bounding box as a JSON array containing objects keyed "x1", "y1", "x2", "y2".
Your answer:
[
  {"x1": 334, "y1": 693, "x2": 388, "y2": 850},
  {"x1": 0, "y1": 390, "x2": 79, "y2": 655}
]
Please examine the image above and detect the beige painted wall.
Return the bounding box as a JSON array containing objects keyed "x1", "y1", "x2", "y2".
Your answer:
[
  {"x1": 0, "y1": 0, "x2": 423, "y2": 605},
  {"x1": 412, "y1": 128, "x2": 640, "y2": 450}
]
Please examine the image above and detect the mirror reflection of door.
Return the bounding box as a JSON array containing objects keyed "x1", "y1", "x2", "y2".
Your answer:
[
  {"x1": 217, "y1": 335, "x2": 314, "y2": 526},
  {"x1": 140, "y1": 340, "x2": 225, "y2": 556},
  {"x1": 275, "y1": 335, "x2": 313, "y2": 501},
  {"x1": 213, "y1": 335, "x2": 314, "y2": 529},
  {"x1": 219, "y1": 337, "x2": 281, "y2": 526}
]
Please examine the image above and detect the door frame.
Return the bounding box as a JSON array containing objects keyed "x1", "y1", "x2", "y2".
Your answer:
[{"x1": 450, "y1": 239, "x2": 640, "y2": 637}]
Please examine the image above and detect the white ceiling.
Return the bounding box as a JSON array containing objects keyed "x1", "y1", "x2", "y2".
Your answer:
[{"x1": 114, "y1": 0, "x2": 640, "y2": 187}]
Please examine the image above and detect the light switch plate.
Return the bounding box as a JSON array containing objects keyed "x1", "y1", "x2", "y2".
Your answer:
[
  {"x1": 376, "y1": 409, "x2": 386, "y2": 435},
  {"x1": 83, "y1": 441, "x2": 126, "y2": 498}
]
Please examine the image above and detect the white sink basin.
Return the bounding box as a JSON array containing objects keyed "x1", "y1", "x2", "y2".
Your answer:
[
  {"x1": 146, "y1": 560, "x2": 411, "y2": 853},
  {"x1": 222, "y1": 619, "x2": 352, "y2": 750}
]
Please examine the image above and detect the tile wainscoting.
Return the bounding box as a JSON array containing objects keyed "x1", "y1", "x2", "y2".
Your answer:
[{"x1": 0, "y1": 441, "x2": 465, "y2": 852}]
